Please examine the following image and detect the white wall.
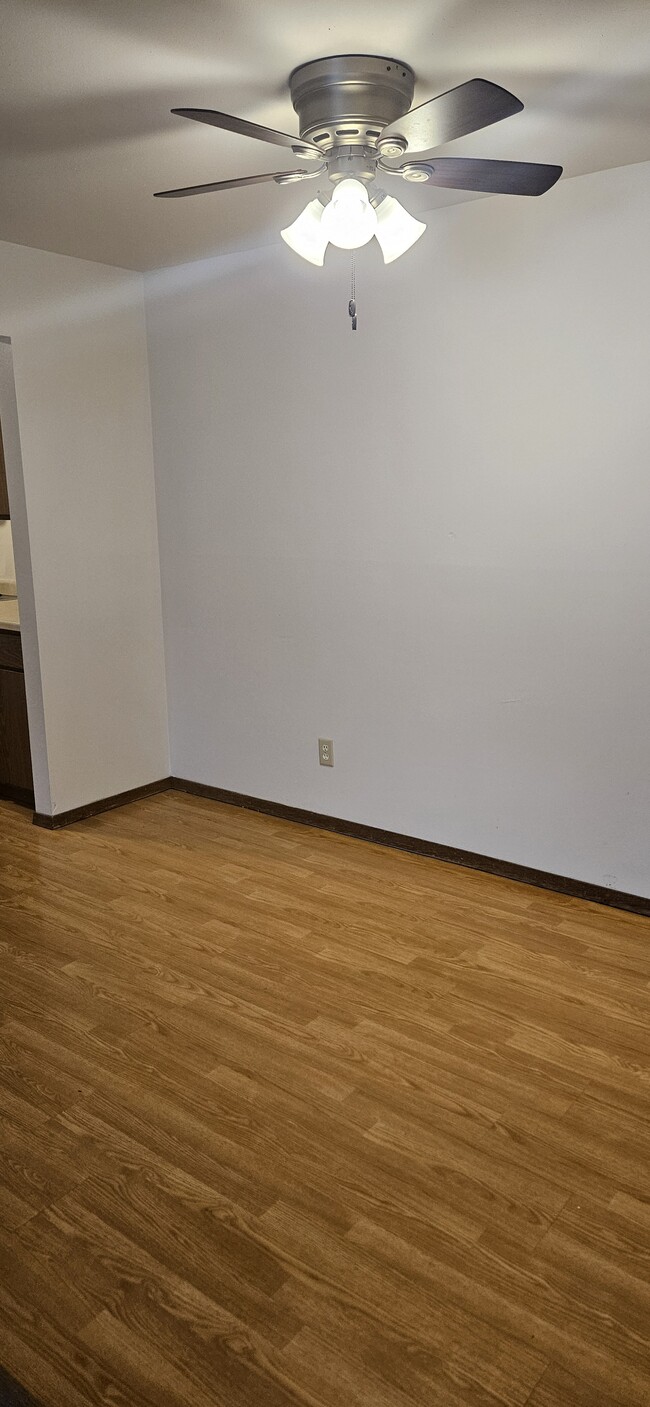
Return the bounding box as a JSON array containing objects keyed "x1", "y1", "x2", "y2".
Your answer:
[
  {"x1": 0, "y1": 242, "x2": 169, "y2": 814},
  {"x1": 146, "y1": 160, "x2": 650, "y2": 897}
]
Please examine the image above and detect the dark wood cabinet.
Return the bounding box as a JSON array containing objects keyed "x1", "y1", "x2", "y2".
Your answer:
[
  {"x1": 0, "y1": 418, "x2": 9, "y2": 518},
  {"x1": 0, "y1": 630, "x2": 34, "y2": 805},
  {"x1": 0, "y1": 629, "x2": 22, "y2": 670}
]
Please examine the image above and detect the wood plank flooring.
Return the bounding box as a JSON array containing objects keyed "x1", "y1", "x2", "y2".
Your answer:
[{"x1": 0, "y1": 790, "x2": 649, "y2": 1407}]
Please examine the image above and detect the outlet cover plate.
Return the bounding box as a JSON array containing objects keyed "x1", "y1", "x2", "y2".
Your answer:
[{"x1": 318, "y1": 738, "x2": 334, "y2": 767}]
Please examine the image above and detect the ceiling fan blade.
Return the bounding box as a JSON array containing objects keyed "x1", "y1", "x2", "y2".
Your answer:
[
  {"x1": 154, "y1": 169, "x2": 320, "y2": 198},
  {"x1": 378, "y1": 79, "x2": 523, "y2": 156},
  {"x1": 391, "y1": 156, "x2": 562, "y2": 196},
  {"x1": 171, "y1": 107, "x2": 320, "y2": 158}
]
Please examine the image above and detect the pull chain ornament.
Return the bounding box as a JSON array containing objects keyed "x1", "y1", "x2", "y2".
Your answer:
[{"x1": 348, "y1": 252, "x2": 357, "y2": 331}]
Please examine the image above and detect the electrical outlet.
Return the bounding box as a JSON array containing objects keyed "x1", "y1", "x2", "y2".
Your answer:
[{"x1": 318, "y1": 738, "x2": 334, "y2": 767}]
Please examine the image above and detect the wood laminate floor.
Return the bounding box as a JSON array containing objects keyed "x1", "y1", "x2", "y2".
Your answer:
[{"x1": 0, "y1": 791, "x2": 649, "y2": 1407}]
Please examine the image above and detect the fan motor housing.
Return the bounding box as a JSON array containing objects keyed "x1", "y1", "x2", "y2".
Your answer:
[{"x1": 289, "y1": 55, "x2": 415, "y2": 156}]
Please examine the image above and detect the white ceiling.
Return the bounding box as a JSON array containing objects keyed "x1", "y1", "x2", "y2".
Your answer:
[{"x1": 2, "y1": 0, "x2": 649, "y2": 271}]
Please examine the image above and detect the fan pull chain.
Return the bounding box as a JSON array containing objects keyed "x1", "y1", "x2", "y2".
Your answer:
[{"x1": 348, "y1": 252, "x2": 357, "y2": 331}]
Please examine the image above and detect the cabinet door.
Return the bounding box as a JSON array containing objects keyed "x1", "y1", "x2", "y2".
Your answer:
[
  {"x1": 0, "y1": 665, "x2": 33, "y2": 794},
  {"x1": 0, "y1": 418, "x2": 9, "y2": 519}
]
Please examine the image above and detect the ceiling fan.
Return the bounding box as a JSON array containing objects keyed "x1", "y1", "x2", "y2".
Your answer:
[{"x1": 155, "y1": 54, "x2": 562, "y2": 265}]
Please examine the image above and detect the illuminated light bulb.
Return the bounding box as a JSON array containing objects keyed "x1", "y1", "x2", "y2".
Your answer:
[
  {"x1": 281, "y1": 199, "x2": 329, "y2": 266},
  {"x1": 374, "y1": 195, "x2": 426, "y2": 264},
  {"x1": 320, "y1": 178, "x2": 378, "y2": 250}
]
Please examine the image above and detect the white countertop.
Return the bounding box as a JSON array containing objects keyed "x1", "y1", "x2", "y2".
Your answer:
[{"x1": 0, "y1": 598, "x2": 20, "y2": 632}]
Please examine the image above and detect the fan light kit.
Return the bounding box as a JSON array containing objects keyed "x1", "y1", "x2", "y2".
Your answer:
[
  {"x1": 279, "y1": 178, "x2": 426, "y2": 266},
  {"x1": 155, "y1": 54, "x2": 562, "y2": 322}
]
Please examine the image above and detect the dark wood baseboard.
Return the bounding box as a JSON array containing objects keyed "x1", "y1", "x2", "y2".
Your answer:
[
  {"x1": 33, "y1": 777, "x2": 171, "y2": 830},
  {"x1": 25, "y1": 768, "x2": 650, "y2": 916},
  {"x1": 171, "y1": 777, "x2": 650, "y2": 918},
  {"x1": 0, "y1": 1364, "x2": 44, "y2": 1406},
  {"x1": 0, "y1": 782, "x2": 35, "y2": 809}
]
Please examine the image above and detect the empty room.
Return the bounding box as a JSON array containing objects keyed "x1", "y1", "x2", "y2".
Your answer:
[{"x1": 1, "y1": 3, "x2": 649, "y2": 1405}]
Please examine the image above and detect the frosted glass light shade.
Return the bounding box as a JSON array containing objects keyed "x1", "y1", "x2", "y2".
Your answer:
[
  {"x1": 375, "y1": 195, "x2": 426, "y2": 263},
  {"x1": 281, "y1": 199, "x2": 329, "y2": 266},
  {"x1": 320, "y1": 178, "x2": 378, "y2": 250}
]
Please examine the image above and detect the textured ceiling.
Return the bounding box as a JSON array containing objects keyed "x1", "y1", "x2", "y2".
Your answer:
[{"x1": 2, "y1": 0, "x2": 649, "y2": 270}]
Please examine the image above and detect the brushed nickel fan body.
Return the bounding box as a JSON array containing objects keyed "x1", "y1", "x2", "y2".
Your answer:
[{"x1": 290, "y1": 54, "x2": 414, "y2": 154}]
